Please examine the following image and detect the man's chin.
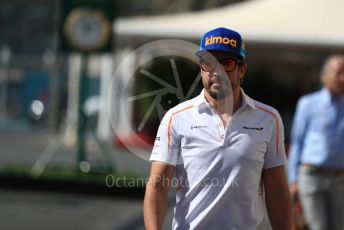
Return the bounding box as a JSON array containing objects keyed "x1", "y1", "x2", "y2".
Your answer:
[
  {"x1": 210, "y1": 82, "x2": 227, "y2": 90},
  {"x1": 208, "y1": 89, "x2": 231, "y2": 100}
]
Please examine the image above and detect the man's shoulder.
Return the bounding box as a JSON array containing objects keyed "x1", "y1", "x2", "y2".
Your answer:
[
  {"x1": 242, "y1": 90, "x2": 280, "y2": 118},
  {"x1": 298, "y1": 89, "x2": 324, "y2": 107},
  {"x1": 301, "y1": 89, "x2": 324, "y2": 101},
  {"x1": 165, "y1": 96, "x2": 198, "y2": 116},
  {"x1": 250, "y1": 98, "x2": 280, "y2": 118},
  {"x1": 247, "y1": 99, "x2": 284, "y2": 133}
]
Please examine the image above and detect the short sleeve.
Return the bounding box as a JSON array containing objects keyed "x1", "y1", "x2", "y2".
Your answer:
[
  {"x1": 263, "y1": 111, "x2": 288, "y2": 169},
  {"x1": 149, "y1": 109, "x2": 181, "y2": 165}
]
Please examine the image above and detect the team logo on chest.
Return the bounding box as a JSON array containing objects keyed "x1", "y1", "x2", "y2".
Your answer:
[
  {"x1": 242, "y1": 126, "x2": 263, "y2": 131},
  {"x1": 190, "y1": 125, "x2": 208, "y2": 130}
]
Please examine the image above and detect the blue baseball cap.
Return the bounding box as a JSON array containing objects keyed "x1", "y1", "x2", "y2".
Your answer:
[{"x1": 197, "y1": 27, "x2": 246, "y2": 60}]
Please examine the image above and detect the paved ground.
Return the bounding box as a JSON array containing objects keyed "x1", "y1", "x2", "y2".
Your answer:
[
  {"x1": 0, "y1": 189, "x2": 142, "y2": 230},
  {"x1": 0, "y1": 187, "x2": 272, "y2": 230},
  {"x1": 0, "y1": 189, "x2": 174, "y2": 230}
]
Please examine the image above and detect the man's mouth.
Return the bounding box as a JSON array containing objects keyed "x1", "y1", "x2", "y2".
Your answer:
[{"x1": 209, "y1": 77, "x2": 226, "y2": 86}]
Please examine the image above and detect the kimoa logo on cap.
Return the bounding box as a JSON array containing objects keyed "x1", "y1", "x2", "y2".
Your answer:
[{"x1": 205, "y1": 36, "x2": 237, "y2": 48}]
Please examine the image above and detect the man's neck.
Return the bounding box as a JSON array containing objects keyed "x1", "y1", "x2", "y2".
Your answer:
[{"x1": 325, "y1": 87, "x2": 344, "y2": 101}]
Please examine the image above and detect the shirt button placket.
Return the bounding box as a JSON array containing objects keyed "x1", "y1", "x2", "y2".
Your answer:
[
  {"x1": 211, "y1": 108, "x2": 225, "y2": 144},
  {"x1": 220, "y1": 134, "x2": 225, "y2": 140},
  {"x1": 217, "y1": 119, "x2": 225, "y2": 143}
]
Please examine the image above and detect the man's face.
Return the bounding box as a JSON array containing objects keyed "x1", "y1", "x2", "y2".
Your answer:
[
  {"x1": 199, "y1": 51, "x2": 247, "y2": 100},
  {"x1": 323, "y1": 59, "x2": 344, "y2": 96}
]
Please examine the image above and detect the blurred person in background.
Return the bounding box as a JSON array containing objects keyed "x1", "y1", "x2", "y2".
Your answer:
[
  {"x1": 288, "y1": 55, "x2": 344, "y2": 230},
  {"x1": 144, "y1": 27, "x2": 291, "y2": 230}
]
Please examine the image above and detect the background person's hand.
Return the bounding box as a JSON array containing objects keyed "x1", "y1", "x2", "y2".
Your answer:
[{"x1": 289, "y1": 182, "x2": 299, "y2": 202}]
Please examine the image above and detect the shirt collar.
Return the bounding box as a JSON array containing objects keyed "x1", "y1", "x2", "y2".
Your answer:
[
  {"x1": 194, "y1": 89, "x2": 208, "y2": 109},
  {"x1": 194, "y1": 88, "x2": 256, "y2": 110},
  {"x1": 241, "y1": 89, "x2": 256, "y2": 109},
  {"x1": 321, "y1": 87, "x2": 344, "y2": 104},
  {"x1": 321, "y1": 88, "x2": 332, "y2": 102}
]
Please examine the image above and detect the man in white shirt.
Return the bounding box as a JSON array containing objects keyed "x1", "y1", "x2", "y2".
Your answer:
[{"x1": 144, "y1": 27, "x2": 292, "y2": 230}]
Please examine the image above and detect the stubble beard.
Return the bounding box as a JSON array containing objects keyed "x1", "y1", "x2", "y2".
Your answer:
[{"x1": 207, "y1": 77, "x2": 232, "y2": 100}]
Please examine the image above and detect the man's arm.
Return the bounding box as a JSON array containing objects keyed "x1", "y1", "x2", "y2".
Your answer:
[
  {"x1": 263, "y1": 165, "x2": 292, "y2": 230},
  {"x1": 288, "y1": 97, "x2": 309, "y2": 200},
  {"x1": 144, "y1": 161, "x2": 175, "y2": 230}
]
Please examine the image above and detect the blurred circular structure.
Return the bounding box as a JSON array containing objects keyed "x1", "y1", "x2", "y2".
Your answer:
[{"x1": 107, "y1": 39, "x2": 203, "y2": 161}]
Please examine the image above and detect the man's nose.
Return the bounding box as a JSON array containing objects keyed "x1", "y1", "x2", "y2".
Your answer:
[
  {"x1": 209, "y1": 70, "x2": 222, "y2": 79},
  {"x1": 211, "y1": 65, "x2": 225, "y2": 76}
]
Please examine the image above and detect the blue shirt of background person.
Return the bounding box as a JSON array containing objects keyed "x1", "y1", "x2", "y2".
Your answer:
[{"x1": 288, "y1": 55, "x2": 344, "y2": 184}]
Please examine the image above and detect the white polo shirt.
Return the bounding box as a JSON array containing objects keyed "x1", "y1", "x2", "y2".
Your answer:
[{"x1": 150, "y1": 89, "x2": 287, "y2": 230}]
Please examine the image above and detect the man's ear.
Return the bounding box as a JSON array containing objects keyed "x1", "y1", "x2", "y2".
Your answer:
[{"x1": 239, "y1": 63, "x2": 247, "y2": 77}]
